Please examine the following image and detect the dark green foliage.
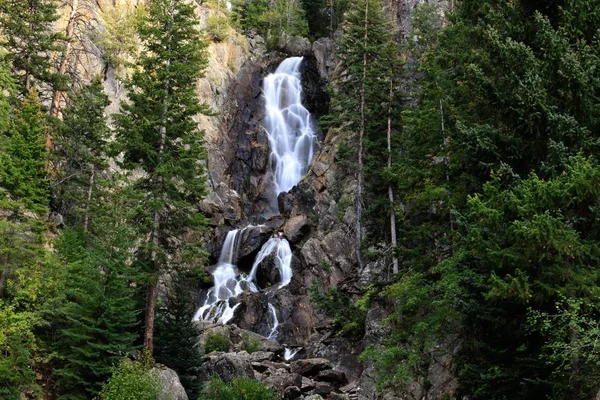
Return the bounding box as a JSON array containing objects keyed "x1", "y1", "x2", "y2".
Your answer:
[
  {"x1": 240, "y1": 334, "x2": 260, "y2": 353},
  {"x1": 231, "y1": 0, "x2": 308, "y2": 47},
  {"x1": 0, "y1": 89, "x2": 48, "y2": 213},
  {"x1": 113, "y1": 0, "x2": 211, "y2": 352},
  {"x1": 309, "y1": 280, "x2": 370, "y2": 338},
  {"x1": 113, "y1": 0, "x2": 210, "y2": 276},
  {"x1": 0, "y1": 0, "x2": 66, "y2": 94},
  {"x1": 204, "y1": 332, "x2": 230, "y2": 353},
  {"x1": 52, "y1": 79, "x2": 111, "y2": 224},
  {"x1": 53, "y1": 225, "x2": 139, "y2": 398},
  {"x1": 97, "y1": 359, "x2": 160, "y2": 400},
  {"x1": 203, "y1": 376, "x2": 278, "y2": 400},
  {"x1": 301, "y1": 0, "x2": 347, "y2": 38},
  {"x1": 154, "y1": 278, "x2": 203, "y2": 399},
  {"x1": 324, "y1": 0, "x2": 402, "y2": 246},
  {"x1": 370, "y1": 0, "x2": 600, "y2": 398}
]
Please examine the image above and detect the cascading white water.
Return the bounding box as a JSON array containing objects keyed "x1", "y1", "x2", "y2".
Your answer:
[
  {"x1": 246, "y1": 235, "x2": 293, "y2": 289},
  {"x1": 267, "y1": 303, "x2": 279, "y2": 340},
  {"x1": 193, "y1": 229, "x2": 245, "y2": 324},
  {"x1": 263, "y1": 57, "x2": 316, "y2": 199},
  {"x1": 284, "y1": 347, "x2": 301, "y2": 361},
  {"x1": 194, "y1": 230, "x2": 294, "y2": 325}
]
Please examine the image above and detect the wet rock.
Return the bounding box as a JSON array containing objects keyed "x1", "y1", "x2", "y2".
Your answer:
[
  {"x1": 301, "y1": 376, "x2": 316, "y2": 392},
  {"x1": 290, "y1": 358, "x2": 331, "y2": 376},
  {"x1": 153, "y1": 365, "x2": 188, "y2": 400},
  {"x1": 283, "y1": 385, "x2": 302, "y2": 400},
  {"x1": 203, "y1": 352, "x2": 255, "y2": 382},
  {"x1": 316, "y1": 369, "x2": 347, "y2": 384},
  {"x1": 263, "y1": 370, "x2": 303, "y2": 396},
  {"x1": 239, "y1": 225, "x2": 273, "y2": 263},
  {"x1": 313, "y1": 381, "x2": 335, "y2": 396},
  {"x1": 248, "y1": 351, "x2": 275, "y2": 362},
  {"x1": 283, "y1": 215, "x2": 311, "y2": 244}
]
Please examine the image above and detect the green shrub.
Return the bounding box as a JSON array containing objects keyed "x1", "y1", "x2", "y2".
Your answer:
[
  {"x1": 240, "y1": 334, "x2": 260, "y2": 353},
  {"x1": 97, "y1": 359, "x2": 160, "y2": 400},
  {"x1": 204, "y1": 332, "x2": 230, "y2": 353},
  {"x1": 203, "y1": 376, "x2": 278, "y2": 400}
]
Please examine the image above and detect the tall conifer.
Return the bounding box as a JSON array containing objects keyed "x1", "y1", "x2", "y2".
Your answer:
[
  {"x1": 0, "y1": 0, "x2": 66, "y2": 94},
  {"x1": 113, "y1": 0, "x2": 210, "y2": 355}
]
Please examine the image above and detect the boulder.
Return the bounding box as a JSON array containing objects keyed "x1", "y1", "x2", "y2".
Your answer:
[
  {"x1": 316, "y1": 369, "x2": 347, "y2": 385},
  {"x1": 283, "y1": 215, "x2": 311, "y2": 244},
  {"x1": 301, "y1": 376, "x2": 316, "y2": 392},
  {"x1": 153, "y1": 365, "x2": 188, "y2": 400},
  {"x1": 283, "y1": 385, "x2": 302, "y2": 400},
  {"x1": 313, "y1": 381, "x2": 335, "y2": 396},
  {"x1": 290, "y1": 358, "x2": 331, "y2": 376},
  {"x1": 203, "y1": 352, "x2": 255, "y2": 382},
  {"x1": 263, "y1": 370, "x2": 303, "y2": 396}
]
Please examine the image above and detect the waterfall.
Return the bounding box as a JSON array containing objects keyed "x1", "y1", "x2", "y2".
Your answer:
[
  {"x1": 246, "y1": 235, "x2": 293, "y2": 289},
  {"x1": 194, "y1": 230, "x2": 293, "y2": 325},
  {"x1": 263, "y1": 57, "x2": 316, "y2": 200},
  {"x1": 196, "y1": 57, "x2": 314, "y2": 348},
  {"x1": 193, "y1": 229, "x2": 246, "y2": 324},
  {"x1": 267, "y1": 303, "x2": 279, "y2": 340}
]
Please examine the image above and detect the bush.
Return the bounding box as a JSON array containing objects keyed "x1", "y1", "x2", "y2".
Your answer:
[
  {"x1": 203, "y1": 376, "x2": 278, "y2": 400},
  {"x1": 97, "y1": 359, "x2": 160, "y2": 400},
  {"x1": 204, "y1": 333, "x2": 230, "y2": 353},
  {"x1": 240, "y1": 334, "x2": 260, "y2": 353}
]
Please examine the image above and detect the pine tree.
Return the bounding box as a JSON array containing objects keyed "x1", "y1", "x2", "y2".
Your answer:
[
  {"x1": 155, "y1": 278, "x2": 203, "y2": 399},
  {"x1": 53, "y1": 193, "x2": 140, "y2": 398},
  {"x1": 0, "y1": 0, "x2": 66, "y2": 95},
  {"x1": 0, "y1": 88, "x2": 48, "y2": 213},
  {"x1": 113, "y1": 0, "x2": 210, "y2": 355},
  {"x1": 325, "y1": 0, "x2": 395, "y2": 270},
  {"x1": 53, "y1": 79, "x2": 110, "y2": 229}
]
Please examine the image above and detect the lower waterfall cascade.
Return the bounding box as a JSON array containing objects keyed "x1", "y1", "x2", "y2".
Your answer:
[{"x1": 194, "y1": 56, "x2": 316, "y2": 351}]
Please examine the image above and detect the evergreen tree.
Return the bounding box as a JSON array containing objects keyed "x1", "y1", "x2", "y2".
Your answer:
[
  {"x1": 53, "y1": 188, "x2": 140, "y2": 398},
  {"x1": 155, "y1": 278, "x2": 203, "y2": 399},
  {"x1": 53, "y1": 79, "x2": 110, "y2": 229},
  {"x1": 0, "y1": 0, "x2": 66, "y2": 95},
  {"x1": 367, "y1": 1, "x2": 600, "y2": 398},
  {"x1": 0, "y1": 89, "x2": 48, "y2": 213},
  {"x1": 324, "y1": 0, "x2": 396, "y2": 269},
  {"x1": 113, "y1": 0, "x2": 210, "y2": 355}
]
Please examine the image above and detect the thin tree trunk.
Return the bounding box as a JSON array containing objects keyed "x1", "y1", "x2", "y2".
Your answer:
[
  {"x1": 83, "y1": 164, "x2": 95, "y2": 234},
  {"x1": 387, "y1": 77, "x2": 399, "y2": 275},
  {"x1": 0, "y1": 254, "x2": 7, "y2": 298},
  {"x1": 440, "y1": 99, "x2": 453, "y2": 231},
  {"x1": 24, "y1": 59, "x2": 31, "y2": 93},
  {"x1": 50, "y1": 0, "x2": 79, "y2": 120},
  {"x1": 143, "y1": 0, "x2": 173, "y2": 355},
  {"x1": 356, "y1": 0, "x2": 369, "y2": 272}
]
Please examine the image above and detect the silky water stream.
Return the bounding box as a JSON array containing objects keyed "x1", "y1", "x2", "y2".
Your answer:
[{"x1": 194, "y1": 57, "x2": 315, "y2": 360}]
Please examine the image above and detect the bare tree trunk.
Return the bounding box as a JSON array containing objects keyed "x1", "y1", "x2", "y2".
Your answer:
[
  {"x1": 143, "y1": 0, "x2": 173, "y2": 355},
  {"x1": 387, "y1": 77, "x2": 399, "y2": 275},
  {"x1": 50, "y1": 0, "x2": 79, "y2": 120},
  {"x1": 440, "y1": 99, "x2": 453, "y2": 231},
  {"x1": 83, "y1": 164, "x2": 95, "y2": 234},
  {"x1": 356, "y1": 0, "x2": 369, "y2": 272}
]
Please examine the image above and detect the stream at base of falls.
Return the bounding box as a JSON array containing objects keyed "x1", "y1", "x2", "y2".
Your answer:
[{"x1": 193, "y1": 56, "x2": 316, "y2": 356}]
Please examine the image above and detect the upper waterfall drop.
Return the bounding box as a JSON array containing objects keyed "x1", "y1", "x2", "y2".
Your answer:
[{"x1": 263, "y1": 57, "x2": 317, "y2": 201}]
